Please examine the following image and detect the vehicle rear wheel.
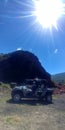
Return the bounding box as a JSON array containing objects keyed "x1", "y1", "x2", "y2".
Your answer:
[
  {"x1": 12, "y1": 93, "x2": 21, "y2": 102},
  {"x1": 45, "y1": 94, "x2": 52, "y2": 103}
]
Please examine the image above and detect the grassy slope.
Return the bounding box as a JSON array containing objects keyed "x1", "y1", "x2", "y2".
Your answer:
[{"x1": 51, "y1": 72, "x2": 65, "y2": 84}]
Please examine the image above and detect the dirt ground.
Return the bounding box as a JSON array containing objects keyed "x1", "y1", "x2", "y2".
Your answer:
[{"x1": 0, "y1": 89, "x2": 65, "y2": 130}]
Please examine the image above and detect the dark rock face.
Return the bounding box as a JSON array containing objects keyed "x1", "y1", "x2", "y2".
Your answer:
[{"x1": 0, "y1": 50, "x2": 51, "y2": 84}]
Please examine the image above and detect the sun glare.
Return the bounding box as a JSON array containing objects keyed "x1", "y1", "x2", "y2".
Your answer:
[
  {"x1": 4, "y1": 0, "x2": 65, "y2": 31},
  {"x1": 33, "y1": 0, "x2": 65, "y2": 29}
]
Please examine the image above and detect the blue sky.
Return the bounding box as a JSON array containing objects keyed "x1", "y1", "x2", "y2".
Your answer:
[{"x1": 0, "y1": 0, "x2": 65, "y2": 74}]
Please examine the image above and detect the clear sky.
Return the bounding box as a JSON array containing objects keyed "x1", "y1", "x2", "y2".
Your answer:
[{"x1": 0, "y1": 0, "x2": 65, "y2": 74}]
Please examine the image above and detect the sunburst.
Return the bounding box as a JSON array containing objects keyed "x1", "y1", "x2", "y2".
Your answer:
[
  {"x1": 32, "y1": 0, "x2": 65, "y2": 30},
  {"x1": 3, "y1": 0, "x2": 65, "y2": 31}
]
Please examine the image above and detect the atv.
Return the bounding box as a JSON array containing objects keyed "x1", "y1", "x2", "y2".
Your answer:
[{"x1": 11, "y1": 79, "x2": 54, "y2": 103}]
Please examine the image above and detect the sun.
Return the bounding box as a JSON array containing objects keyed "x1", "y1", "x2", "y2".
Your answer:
[{"x1": 33, "y1": 0, "x2": 64, "y2": 29}]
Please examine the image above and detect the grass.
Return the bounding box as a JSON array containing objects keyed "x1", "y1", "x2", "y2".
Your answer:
[
  {"x1": 0, "y1": 84, "x2": 65, "y2": 130},
  {"x1": 0, "y1": 83, "x2": 11, "y2": 89},
  {"x1": 53, "y1": 95, "x2": 58, "y2": 99},
  {"x1": 0, "y1": 83, "x2": 11, "y2": 94},
  {"x1": 5, "y1": 115, "x2": 22, "y2": 125}
]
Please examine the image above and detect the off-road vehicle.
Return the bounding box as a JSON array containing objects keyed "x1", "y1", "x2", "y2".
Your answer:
[{"x1": 11, "y1": 79, "x2": 54, "y2": 103}]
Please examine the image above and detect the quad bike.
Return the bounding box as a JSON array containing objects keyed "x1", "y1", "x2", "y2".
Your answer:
[{"x1": 11, "y1": 79, "x2": 54, "y2": 103}]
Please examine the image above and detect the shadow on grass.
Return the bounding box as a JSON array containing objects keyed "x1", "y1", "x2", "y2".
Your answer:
[{"x1": 6, "y1": 98, "x2": 53, "y2": 106}]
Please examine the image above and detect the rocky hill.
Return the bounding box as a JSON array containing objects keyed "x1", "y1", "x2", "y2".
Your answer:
[{"x1": 0, "y1": 50, "x2": 51, "y2": 84}]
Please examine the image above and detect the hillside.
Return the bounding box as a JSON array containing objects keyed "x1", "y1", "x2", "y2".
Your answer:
[
  {"x1": 52, "y1": 72, "x2": 65, "y2": 84},
  {"x1": 0, "y1": 50, "x2": 51, "y2": 84}
]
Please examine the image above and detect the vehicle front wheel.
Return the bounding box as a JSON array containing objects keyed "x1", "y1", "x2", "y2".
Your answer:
[
  {"x1": 12, "y1": 93, "x2": 21, "y2": 102},
  {"x1": 45, "y1": 94, "x2": 52, "y2": 103}
]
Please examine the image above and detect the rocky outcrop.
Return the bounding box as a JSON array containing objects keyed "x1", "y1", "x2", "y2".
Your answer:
[{"x1": 0, "y1": 50, "x2": 51, "y2": 84}]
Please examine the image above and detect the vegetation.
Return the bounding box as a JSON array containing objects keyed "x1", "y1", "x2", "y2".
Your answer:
[
  {"x1": 52, "y1": 72, "x2": 65, "y2": 85},
  {"x1": 0, "y1": 83, "x2": 11, "y2": 93},
  {"x1": 0, "y1": 89, "x2": 65, "y2": 130}
]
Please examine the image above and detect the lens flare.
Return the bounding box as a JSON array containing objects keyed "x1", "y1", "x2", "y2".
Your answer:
[
  {"x1": 33, "y1": 0, "x2": 65, "y2": 29},
  {"x1": 3, "y1": 0, "x2": 65, "y2": 31}
]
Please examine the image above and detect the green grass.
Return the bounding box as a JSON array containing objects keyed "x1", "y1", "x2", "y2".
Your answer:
[
  {"x1": 0, "y1": 83, "x2": 11, "y2": 89},
  {"x1": 5, "y1": 115, "x2": 22, "y2": 125},
  {"x1": 0, "y1": 83, "x2": 11, "y2": 93}
]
